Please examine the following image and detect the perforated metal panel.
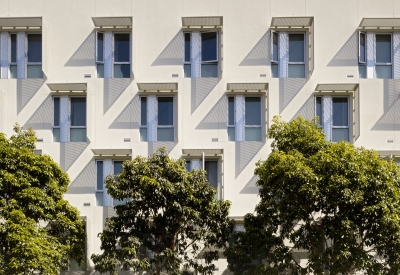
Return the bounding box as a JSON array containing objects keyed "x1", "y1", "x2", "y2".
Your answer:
[
  {"x1": 359, "y1": 18, "x2": 400, "y2": 29},
  {"x1": 0, "y1": 17, "x2": 42, "y2": 28},
  {"x1": 182, "y1": 17, "x2": 223, "y2": 28},
  {"x1": 271, "y1": 17, "x2": 313, "y2": 28},
  {"x1": 315, "y1": 83, "x2": 358, "y2": 91},
  {"x1": 92, "y1": 17, "x2": 132, "y2": 28},
  {"x1": 227, "y1": 83, "x2": 268, "y2": 91},
  {"x1": 47, "y1": 83, "x2": 87, "y2": 92},
  {"x1": 137, "y1": 83, "x2": 178, "y2": 91},
  {"x1": 91, "y1": 149, "x2": 132, "y2": 156},
  {"x1": 182, "y1": 149, "x2": 223, "y2": 155}
]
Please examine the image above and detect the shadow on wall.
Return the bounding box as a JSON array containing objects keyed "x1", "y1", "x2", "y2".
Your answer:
[
  {"x1": 148, "y1": 142, "x2": 177, "y2": 154},
  {"x1": 67, "y1": 159, "x2": 96, "y2": 194},
  {"x1": 60, "y1": 142, "x2": 90, "y2": 172},
  {"x1": 371, "y1": 79, "x2": 400, "y2": 130},
  {"x1": 239, "y1": 31, "x2": 269, "y2": 66},
  {"x1": 104, "y1": 78, "x2": 132, "y2": 114},
  {"x1": 24, "y1": 95, "x2": 53, "y2": 130},
  {"x1": 17, "y1": 79, "x2": 44, "y2": 114},
  {"x1": 109, "y1": 95, "x2": 140, "y2": 129},
  {"x1": 64, "y1": 31, "x2": 95, "y2": 67},
  {"x1": 327, "y1": 31, "x2": 358, "y2": 67},
  {"x1": 196, "y1": 95, "x2": 228, "y2": 130},
  {"x1": 240, "y1": 175, "x2": 260, "y2": 194},
  {"x1": 279, "y1": 78, "x2": 307, "y2": 114},
  {"x1": 235, "y1": 142, "x2": 263, "y2": 178},
  {"x1": 151, "y1": 31, "x2": 184, "y2": 66},
  {"x1": 291, "y1": 95, "x2": 315, "y2": 121},
  {"x1": 191, "y1": 78, "x2": 219, "y2": 114}
]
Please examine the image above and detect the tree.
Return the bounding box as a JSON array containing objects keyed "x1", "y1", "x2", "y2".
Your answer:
[
  {"x1": 92, "y1": 148, "x2": 233, "y2": 275},
  {"x1": 225, "y1": 116, "x2": 400, "y2": 275},
  {"x1": 0, "y1": 124, "x2": 85, "y2": 275}
]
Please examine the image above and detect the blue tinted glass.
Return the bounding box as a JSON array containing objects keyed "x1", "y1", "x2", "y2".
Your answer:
[
  {"x1": 54, "y1": 98, "x2": 60, "y2": 126},
  {"x1": 332, "y1": 98, "x2": 348, "y2": 127},
  {"x1": 97, "y1": 32, "x2": 104, "y2": 62},
  {"x1": 71, "y1": 98, "x2": 86, "y2": 126},
  {"x1": 11, "y1": 34, "x2": 16, "y2": 63},
  {"x1": 272, "y1": 32, "x2": 278, "y2": 61},
  {"x1": 205, "y1": 161, "x2": 218, "y2": 190},
  {"x1": 158, "y1": 97, "x2": 173, "y2": 126},
  {"x1": 114, "y1": 161, "x2": 123, "y2": 175},
  {"x1": 114, "y1": 64, "x2": 130, "y2": 78},
  {"x1": 141, "y1": 97, "x2": 147, "y2": 125},
  {"x1": 359, "y1": 65, "x2": 366, "y2": 78},
  {"x1": 114, "y1": 34, "x2": 130, "y2": 62},
  {"x1": 245, "y1": 97, "x2": 261, "y2": 125},
  {"x1": 186, "y1": 161, "x2": 191, "y2": 172},
  {"x1": 201, "y1": 32, "x2": 217, "y2": 62},
  {"x1": 185, "y1": 33, "x2": 191, "y2": 62},
  {"x1": 289, "y1": 34, "x2": 304, "y2": 63},
  {"x1": 228, "y1": 97, "x2": 234, "y2": 125},
  {"x1": 316, "y1": 97, "x2": 322, "y2": 126},
  {"x1": 27, "y1": 34, "x2": 42, "y2": 63},
  {"x1": 359, "y1": 33, "x2": 365, "y2": 63},
  {"x1": 376, "y1": 34, "x2": 391, "y2": 63},
  {"x1": 97, "y1": 161, "x2": 103, "y2": 190}
]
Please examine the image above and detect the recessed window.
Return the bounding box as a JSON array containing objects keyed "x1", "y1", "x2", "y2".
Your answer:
[
  {"x1": 375, "y1": 34, "x2": 392, "y2": 79},
  {"x1": 53, "y1": 97, "x2": 60, "y2": 142},
  {"x1": 227, "y1": 97, "x2": 235, "y2": 141},
  {"x1": 205, "y1": 160, "x2": 218, "y2": 200},
  {"x1": 96, "y1": 32, "x2": 104, "y2": 78},
  {"x1": 70, "y1": 98, "x2": 87, "y2": 142},
  {"x1": 288, "y1": 33, "x2": 305, "y2": 78},
  {"x1": 96, "y1": 161, "x2": 104, "y2": 206},
  {"x1": 27, "y1": 33, "x2": 43, "y2": 78},
  {"x1": 114, "y1": 33, "x2": 130, "y2": 78},
  {"x1": 184, "y1": 33, "x2": 191, "y2": 77},
  {"x1": 140, "y1": 97, "x2": 147, "y2": 142},
  {"x1": 245, "y1": 97, "x2": 262, "y2": 141},
  {"x1": 10, "y1": 34, "x2": 17, "y2": 79},
  {"x1": 157, "y1": 97, "x2": 174, "y2": 141}
]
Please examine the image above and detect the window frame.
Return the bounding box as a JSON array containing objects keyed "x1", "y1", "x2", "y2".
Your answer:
[
  {"x1": 113, "y1": 32, "x2": 131, "y2": 78},
  {"x1": 52, "y1": 96, "x2": 61, "y2": 142},
  {"x1": 358, "y1": 31, "x2": 366, "y2": 64},
  {"x1": 26, "y1": 32, "x2": 42, "y2": 79},
  {"x1": 288, "y1": 32, "x2": 306, "y2": 77},
  {"x1": 96, "y1": 31, "x2": 105, "y2": 78},
  {"x1": 200, "y1": 31, "x2": 218, "y2": 77},
  {"x1": 140, "y1": 96, "x2": 148, "y2": 142},
  {"x1": 375, "y1": 33, "x2": 393, "y2": 78},
  {"x1": 331, "y1": 96, "x2": 350, "y2": 142},
  {"x1": 227, "y1": 96, "x2": 236, "y2": 141},
  {"x1": 315, "y1": 96, "x2": 323, "y2": 128},
  {"x1": 244, "y1": 95, "x2": 262, "y2": 142},
  {"x1": 9, "y1": 33, "x2": 17, "y2": 79},
  {"x1": 271, "y1": 30, "x2": 279, "y2": 64},
  {"x1": 157, "y1": 96, "x2": 175, "y2": 142},
  {"x1": 204, "y1": 158, "x2": 220, "y2": 200},
  {"x1": 69, "y1": 96, "x2": 87, "y2": 142},
  {"x1": 95, "y1": 160, "x2": 104, "y2": 207},
  {"x1": 183, "y1": 32, "x2": 191, "y2": 77}
]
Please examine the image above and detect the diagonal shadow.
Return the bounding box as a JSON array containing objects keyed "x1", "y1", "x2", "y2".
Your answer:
[
  {"x1": 291, "y1": 95, "x2": 315, "y2": 121},
  {"x1": 148, "y1": 142, "x2": 177, "y2": 154},
  {"x1": 279, "y1": 78, "x2": 307, "y2": 114},
  {"x1": 23, "y1": 95, "x2": 52, "y2": 130},
  {"x1": 109, "y1": 95, "x2": 140, "y2": 129},
  {"x1": 196, "y1": 95, "x2": 227, "y2": 129},
  {"x1": 17, "y1": 79, "x2": 44, "y2": 114},
  {"x1": 327, "y1": 31, "x2": 358, "y2": 67},
  {"x1": 60, "y1": 142, "x2": 90, "y2": 172},
  {"x1": 240, "y1": 175, "x2": 260, "y2": 194},
  {"x1": 104, "y1": 78, "x2": 132, "y2": 114},
  {"x1": 235, "y1": 142, "x2": 263, "y2": 178},
  {"x1": 64, "y1": 31, "x2": 95, "y2": 67},
  {"x1": 151, "y1": 31, "x2": 184, "y2": 66},
  {"x1": 239, "y1": 31, "x2": 269, "y2": 66},
  {"x1": 67, "y1": 159, "x2": 96, "y2": 194},
  {"x1": 191, "y1": 78, "x2": 219, "y2": 114}
]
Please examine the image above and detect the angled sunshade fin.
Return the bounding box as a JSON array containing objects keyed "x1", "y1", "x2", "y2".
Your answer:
[
  {"x1": 271, "y1": 17, "x2": 313, "y2": 28},
  {"x1": 92, "y1": 17, "x2": 132, "y2": 28},
  {"x1": 359, "y1": 18, "x2": 400, "y2": 29},
  {"x1": 181, "y1": 16, "x2": 223, "y2": 28},
  {"x1": 227, "y1": 83, "x2": 268, "y2": 91},
  {"x1": 137, "y1": 83, "x2": 178, "y2": 91},
  {"x1": 47, "y1": 83, "x2": 87, "y2": 92},
  {"x1": 0, "y1": 17, "x2": 42, "y2": 28}
]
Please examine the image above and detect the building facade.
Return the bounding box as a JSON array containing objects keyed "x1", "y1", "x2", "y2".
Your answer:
[{"x1": 1, "y1": 0, "x2": 400, "y2": 273}]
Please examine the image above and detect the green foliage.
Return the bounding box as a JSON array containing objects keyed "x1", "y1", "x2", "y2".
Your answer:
[
  {"x1": 226, "y1": 116, "x2": 400, "y2": 275},
  {"x1": 0, "y1": 125, "x2": 85, "y2": 275},
  {"x1": 92, "y1": 148, "x2": 233, "y2": 275}
]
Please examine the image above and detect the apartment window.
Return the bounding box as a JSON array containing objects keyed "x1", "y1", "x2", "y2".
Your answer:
[
  {"x1": 27, "y1": 33, "x2": 43, "y2": 78},
  {"x1": 227, "y1": 97, "x2": 235, "y2": 141},
  {"x1": 113, "y1": 161, "x2": 129, "y2": 206},
  {"x1": 376, "y1": 34, "x2": 392, "y2": 79},
  {"x1": 315, "y1": 96, "x2": 323, "y2": 127},
  {"x1": 316, "y1": 96, "x2": 349, "y2": 142},
  {"x1": 53, "y1": 97, "x2": 61, "y2": 142},
  {"x1": 183, "y1": 31, "x2": 218, "y2": 78},
  {"x1": 358, "y1": 32, "x2": 366, "y2": 78},
  {"x1": 157, "y1": 97, "x2": 174, "y2": 141},
  {"x1": 140, "y1": 97, "x2": 147, "y2": 141},
  {"x1": 96, "y1": 32, "x2": 130, "y2": 78},
  {"x1": 185, "y1": 160, "x2": 191, "y2": 172},
  {"x1": 271, "y1": 32, "x2": 305, "y2": 78},
  {"x1": 10, "y1": 34, "x2": 17, "y2": 78},
  {"x1": 96, "y1": 161, "x2": 104, "y2": 206},
  {"x1": 205, "y1": 160, "x2": 218, "y2": 200},
  {"x1": 245, "y1": 97, "x2": 262, "y2": 141},
  {"x1": 70, "y1": 98, "x2": 87, "y2": 142}
]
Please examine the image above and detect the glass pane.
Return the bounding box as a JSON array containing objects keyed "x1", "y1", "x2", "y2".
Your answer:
[
  {"x1": 272, "y1": 32, "x2": 278, "y2": 62},
  {"x1": 201, "y1": 32, "x2": 217, "y2": 62},
  {"x1": 185, "y1": 33, "x2": 191, "y2": 62},
  {"x1": 97, "y1": 64, "x2": 104, "y2": 78},
  {"x1": 359, "y1": 33, "x2": 365, "y2": 63},
  {"x1": 271, "y1": 64, "x2": 279, "y2": 78},
  {"x1": 97, "y1": 161, "x2": 103, "y2": 190},
  {"x1": 289, "y1": 33, "x2": 304, "y2": 62},
  {"x1": 228, "y1": 97, "x2": 234, "y2": 125},
  {"x1": 53, "y1": 128, "x2": 60, "y2": 142},
  {"x1": 332, "y1": 128, "x2": 349, "y2": 142},
  {"x1": 201, "y1": 64, "x2": 218, "y2": 77},
  {"x1": 114, "y1": 64, "x2": 130, "y2": 78},
  {"x1": 316, "y1": 97, "x2": 322, "y2": 127},
  {"x1": 10, "y1": 34, "x2": 16, "y2": 63},
  {"x1": 245, "y1": 97, "x2": 261, "y2": 125},
  {"x1": 376, "y1": 34, "x2": 391, "y2": 63},
  {"x1": 71, "y1": 98, "x2": 86, "y2": 126},
  {"x1": 97, "y1": 32, "x2": 104, "y2": 62},
  {"x1": 288, "y1": 64, "x2": 305, "y2": 78},
  {"x1": 27, "y1": 65, "x2": 43, "y2": 78},
  {"x1": 205, "y1": 161, "x2": 218, "y2": 199},
  {"x1": 158, "y1": 97, "x2": 173, "y2": 125},
  {"x1": 96, "y1": 192, "x2": 103, "y2": 206},
  {"x1": 70, "y1": 128, "x2": 86, "y2": 142},
  {"x1": 54, "y1": 97, "x2": 60, "y2": 126},
  {"x1": 140, "y1": 128, "x2": 147, "y2": 142},
  {"x1": 228, "y1": 127, "x2": 235, "y2": 141},
  {"x1": 114, "y1": 161, "x2": 123, "y2": 175},
  {"x1": 10, "y1": 65, "x2": 17, "y2": 79},
  {"x1": 376, "y1": 65, "x2": 392, "y2": 79},
  {"x1": 185, "y1": 161, "x2": 191, "y2": 172},
  {"x1": 332, "y1": 98, "x2": 348, "y2": 127},
  {"x1": 245, "y1": 127, "x2": 262, "y2": 141},
  {"x1": 27, "y1": 34, "x2": 42, "y2": 62},
  {"x1": 141, "y1": 97, "x2": 147, "y2": 125},
  {"x1": 157, "y1": 128, "x2": 174, "y2": 141},
  {"x1": 359, "y1": 65, "x2": 366, "y2": 78},
  {"x1": 184, "y1": 64, "x2": 191, "y2": 78},
  {"x1": 114, "y1": 33, "x2": 130, "y2": 62}
]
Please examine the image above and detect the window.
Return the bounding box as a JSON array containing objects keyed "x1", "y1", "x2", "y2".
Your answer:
[
  {"x1": 271, "y1": 32, "x2": 305, "y2": 78},
  {"x1": 315, "y1": 96, "x2": 349, "y2": 143},
  {"x1": 227, "y1": 95, "x2": 262, "y2": 142},
  {"x1": 185, "y1": 158, "x2": 220, "y2": 200},
  {"x1": 375, "y1": 34, "x2": 392, "y2": 79},
  {"x1": 96, "y1": 160, "x2": 128, "y2": 207},
  {"x1": 27, "y1": 33, "x2": 43, "y2": 78},
  {"x1": 358, "y1": 32, "x2": 366, "y2": 78},
  {"x1": 96, "y1": 32, "x2": 130, "y2": 78},
  {"x1": 140, "y1": 96, "x2": 175, "y2": 142},
  {"x1": 183, "y1": 31, "x2": 218, "y2": 78},
  {"x1": 10, "y1": 34, "x2": 17, "y2": 78},
  {"x1": 52, "y1": 96, "x2": 86, "y2": 142}
]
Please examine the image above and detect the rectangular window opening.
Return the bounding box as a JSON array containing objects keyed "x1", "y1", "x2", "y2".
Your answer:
[
  {"x1": 157, "y1": 97, "x2": 174, "y2": 142},
  {"x1": 27, "y1": 33, "x2": 43, "y2": 79}
]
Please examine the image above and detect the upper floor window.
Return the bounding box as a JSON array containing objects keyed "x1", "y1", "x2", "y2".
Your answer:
[
  {"x1": 183, "y1": 31, "x2": 219, "y2": 78},
  {"x1": 96, "y1": 32, "x2": 130, "y2": 78}
]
